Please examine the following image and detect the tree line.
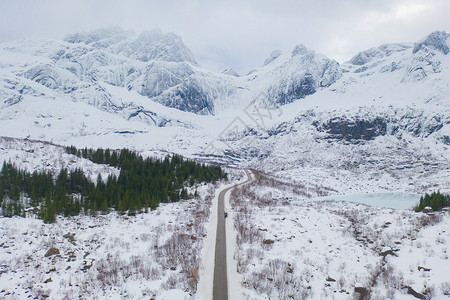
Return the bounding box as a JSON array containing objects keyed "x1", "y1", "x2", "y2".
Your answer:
[
  {"x1": 0, "y1": 147, "x2": 226, "y2": 223},
  {"x1": 414, "y1": 191, "x2": 450, "y2": 212}
]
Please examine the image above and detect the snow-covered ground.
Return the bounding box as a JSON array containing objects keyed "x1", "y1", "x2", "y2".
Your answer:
[
  {"x1": 230, "y1": 173, "x2": 450, "y2": 299},
  {"x1": 0, "y1": 181, "x2": 220, "y2": 299}
]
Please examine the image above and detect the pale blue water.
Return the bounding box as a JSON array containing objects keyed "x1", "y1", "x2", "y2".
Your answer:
[{"x1": 310, "y1": 192, "x2": 420, "y2": 209}]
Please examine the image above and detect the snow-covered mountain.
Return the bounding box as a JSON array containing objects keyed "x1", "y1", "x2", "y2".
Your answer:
[
  {"x1": 0, "y1": 26, "x2": 344, "y2": 117},
  {"x1": 0, "y1": 28, "x2": 449, "y2": 195}
]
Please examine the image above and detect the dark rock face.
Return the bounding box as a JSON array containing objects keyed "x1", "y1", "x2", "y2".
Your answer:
[
  {"x1": 274, "y1": 73, "x2": 317, "y2": 105},
  {"x1": 313, "y1": 110, "x2": 446, "y2": 142},
  {"x1": 413, "y1": 31, "x2": 449, "y2": 55},
  {"x1": 316, "y1": 117, "x2": 387, "y2": 141},
  {"x1": 350, "y1": 52, "x2": 372, "y2": 66},
  {"x1": 392, "y1": 111, "x2": 445, "y2": 138},
  {"x1": 267, "y1": 45, "x2": 342, "y2": 106},
  {"x1": 162, "y1": 83, "x2": 214, "y2": 115}
]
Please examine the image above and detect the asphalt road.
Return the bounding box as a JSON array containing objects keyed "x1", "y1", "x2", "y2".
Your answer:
[{"x1": 212, "y1": 170, "x2": 252, "y2": 300}]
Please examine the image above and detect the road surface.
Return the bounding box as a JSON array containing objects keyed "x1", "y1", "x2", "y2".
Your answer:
[{"x1": 213, "y1": 170, "x2": 252, "y2": 300}]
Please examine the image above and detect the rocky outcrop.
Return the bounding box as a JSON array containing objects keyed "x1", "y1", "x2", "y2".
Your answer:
[
  {"x1": 316, "y1": 116, "x2": 387, "y2": 141},
  {"x1": 312, "y1": 108, "x2": 446, "y2": 141}
]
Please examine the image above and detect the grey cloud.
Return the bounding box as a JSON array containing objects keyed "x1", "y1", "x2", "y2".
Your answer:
[{"x1": 1, "y1": 0, "x2": 449, "y2": 74}]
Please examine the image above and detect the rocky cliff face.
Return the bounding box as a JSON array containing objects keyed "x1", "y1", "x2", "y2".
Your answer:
[
  {"x1": 313, "y1": 109, "x2": 447, "y2": 142},
  {"x1": 262, "y1": 45, "x2": 342, "y2": 105}
]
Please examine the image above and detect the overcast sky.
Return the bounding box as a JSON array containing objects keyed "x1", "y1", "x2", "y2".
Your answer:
[{"x1": 1, "y1": 0, "x2": 449, "y2": 74}]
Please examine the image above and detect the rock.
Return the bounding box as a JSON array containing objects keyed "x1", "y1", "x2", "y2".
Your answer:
[
  {"x1": 326, "y1": 276, "x2": 336, "y2": 282},
  {"x1": 44, "y1": 247, "x2": 60, "y2": 257},
  {"x1": 405, "y1": 286, "x2": 426, "y2": 299},
  {"x1": 422, "y1": 206, "x2": 433, "y2": 213},
  {"x1": 380, "y1": 249, "x2": 399, "y2": 258},
  {"x1": 63, "y1": 233, "x2": 76, "y2": 245},
  {"x1": 262, "y1": 239, "x2": 274, "y2": 244},
  {"x1": 316, "y1": 116, "x2": 387, "y2": 141}
]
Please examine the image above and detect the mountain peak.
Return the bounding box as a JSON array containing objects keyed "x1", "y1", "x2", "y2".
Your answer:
[
  {"x1": 413, "y1": 30, "x2": 449, "y2": 55},
  {"x1": 263, "y1": 50, "x2": 282, "y2": 66},
  {"x1": 123, "y1": 30, "x2": 197, "y2": 64},
  {"x1": 64, "y1": 27, "x2": 197, "y2": 64},
  {"x1": 222, "y1": 68, "x2": 240, "y2": 77},
  {"x1": 291, "y1": 44, "x2": 310, "y2": 57}
]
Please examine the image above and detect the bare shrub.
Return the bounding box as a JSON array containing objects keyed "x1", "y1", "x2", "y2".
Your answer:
[
  {"x1": 161, "y1": 274, "x2": 180, "y2": 290},
  {"x1": 441, "y1": 282, "x2": 450, "y2": 295}
]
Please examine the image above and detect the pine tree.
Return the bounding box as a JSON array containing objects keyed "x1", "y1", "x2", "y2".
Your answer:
[
  {"x1": 100, "y1": 198, "x2": 108, "y2": 214},
  {"x1": 90, "y1": 200, "x2": 97, "y2": 216},
  {"x1": 180, "y1": 188, "x2": 188, "y2": 199}
]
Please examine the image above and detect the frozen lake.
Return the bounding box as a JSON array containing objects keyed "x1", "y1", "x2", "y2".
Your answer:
[{"x1": 308, "y1": 192, "x2": 420, "y2": 209}]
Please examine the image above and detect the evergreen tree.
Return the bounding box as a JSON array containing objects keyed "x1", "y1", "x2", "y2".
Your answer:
[
  {"x1": 180, "y1": 188, "x2": 188, "y2": 199},
  {"x1": 100, "y1": 198, "x2": 108, "y2": 214}
]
